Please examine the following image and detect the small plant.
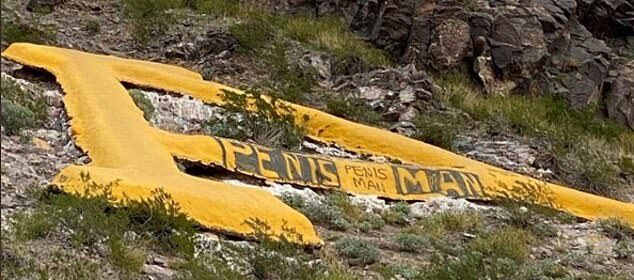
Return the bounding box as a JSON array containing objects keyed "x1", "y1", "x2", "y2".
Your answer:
[
  {"x1": 188, "y1": 0, "x2": 244, "y2": 17},
  {"x1": 1, "y1": 20, "x2": 56, "y2": 46},
  {"x1": 414, "y1": 114, "x2": 464, "y2": 151},
  {"x1": 204, "y1": 88, "x2": 306, "y2": 150},
  {"x1": 282, "y1": 16, "x2": 390, "y2": 67},
  {"x1": 229, "y1": 15, "x2": 275, "y2": 53},
  {"x1": 378, "y1": 264, "x2": 423, "y2": 279},
  {"x1": 598, "y1": 218, "x2": 634, "y2": 241},
  {"x1": 129, "y1": 89, "x2": 155, "y2": 121},
  {"x1": 282, "y1": 192, "x2": 379, "y2": 232},
  {"x1": 501, "y1": 201, "x2": 559, "y2": 237},
  {"x1": 13, "y1": 210, "x2": 56, "y2": 241},
  {"x1": 381, "y1": 202, "x2": 411, "y2": 226},
  {"x1": 121, "y1": 0, "x2": 180, "y2": 43},
  {"x1": 84, "y1": 19, "x2": 101, "y2": 35},
  {"x1": 614, "y1": 239, "x2": 634, "y2": 260},
  {"x1": 1, "y1": 77, "x2": 48, "y2": 135},
  {"x1": 419, "y1": 210, "x2": 484, "y2": 239},
  {"x1": 359, "y1": 213, "x2": 385, "y2": 232},
  {"x1": 325, "y1": 95, "x2": 383, "y2": 125},
  {"x1": 468, "y1": 226, "x2": 529, "y2": 263},
  {"x1": 282, "y1": 193, "x2": 352, "y2": 231},
  {"x1": 335, "y1": 238, "x2": 380, "y2": 265},
  {"x1": 517, "y1": 260, "x2": 569, "y2": 279},
  {"x1": 392, "y1": 233, "x2": 430, "y2": 253}
]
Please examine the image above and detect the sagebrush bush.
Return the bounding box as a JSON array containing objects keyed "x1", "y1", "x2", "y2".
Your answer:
[
  {"x1": 335, "y1": 238, "x2": 380, "y2": 265},
  {"x1": 121, "y1": 0, "x2": 181, "y2": 43},
  {"x1": 129, "y1": 89, "x2": 155, "y2": 121},
  {"x1": 325, "y1": 95, "x2": 383, "y2": 125},
  {"x1": 1, "y1": 77, "x2": 48, "y2": 135},
  {"x1": 204, "y1": 88, "x2": 306, "y2": 150},
  {"x1": 382, "y1": 202, "x2": 411, "y2": 226},
  {"x1": 283, "y1": 16, "x2": 390, "y2": 67},
  {"x1": 392, "y1": 233, "x2": 430, "y2": 252},
  {"x1": 414, "y1": 114, "x2": 463, "y2": 151},
  {"x1": 598, "y1": 218, "x2": 634, "y2": 241},
  {"x1": 1, "y1": 19, "x2": 56, "y2": 46},
  {"x1": 468, "y1": 227, "x2": 529, "y2": 263}
]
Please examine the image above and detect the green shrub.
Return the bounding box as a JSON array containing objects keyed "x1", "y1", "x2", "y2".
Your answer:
[
  {"x1": 392, "y1": 233, "x2": 430, "y2": 252},
  {"x1": 204, "y1": 88, "x2": 306, "y2": 150},
  {"x1": 382, "y1": 202, "x2": 411, "y2": 226},
  {"x1": 282, "y1": 193, "x2": 353, "y2": 231},
  {"x1": 335, "y1": 238, "x2": 380, "y2": 265},
  {"x1": 501, "y1": 201, "x2": 559, "y2": 237},
  {"x1": 1, "y1": 77, "x2": 48, "y2": 135},
  {"x1": 419, "y1": 252, "x2": 519, "y2": 280},
  {"x1": 84, "y1": 20, "x2": 101, "y2": 35},
  {"x1": 614, "y1": 239, "x2": 634, "y2": 260},
  {"x1": 517, "y1": 260, "x2": 570, "y2": 279},
  {"x1": 261, "y1": 43, "x2": 316, "y2": 103},
  {"x1": 1, "y1": 101, "x2": 38, "y2": 135},
  {"x1": 312, "y1": 207, "x2": 352, "y2": 231},
  {"x1": 378, "y1": 264, "x2": 423, "y2": 279},
  {"x1": 121, "y1": 0, "x2": 182, "y2": 43},
  {"x1": 178, "y1": 219, "x2": 356, "y2": 279},
  {"x1": 325, "y1": 95, "x2": 383, "y2": 125},
  {"x1": 598, "y1": 218, "x2": 634, "y2": 241},
  {"x1": 1, "y1": 20, "x2": 56, "y2": 46},
  {"x1": 229, "y1": 15, "x2": 276, "y2": 53},
  {"x1": 419, "y1": 210, "x2": 484, "y2": 239},
  {"x1": 414, "y1": 115, "x2": 462, "y2": 151},
  {"x1": 282, "y1": 192, "x2": 379, "y2": 232},
  {"x1": 129, "y1": 89, "x2": 155, "y2": 121},
  {"x1": 13, "y1": 210, "x2": 56, "y2": 240},
  {"x1": 282, "y1": 16, "x2": 390, "y2": 67},
  {"x1": 359, "y1": 213, "x2": 385, "y2": 232},
  {"x1": 468, "y1": 227, "x2": 529, "y2": 263}
]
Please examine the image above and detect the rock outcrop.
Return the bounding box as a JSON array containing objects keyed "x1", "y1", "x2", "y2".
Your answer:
[{"x1": 316, "y1": 0, "x2": 634, "y2": 129}]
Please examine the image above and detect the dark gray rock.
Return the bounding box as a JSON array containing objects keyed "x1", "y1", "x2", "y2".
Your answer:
[
  {"x1": 544, "y1": 21, "x2": 611, "y2": 107},
  {"x1": 26, "y1": 0, "x2": 65, "y2": 13},
  {"x1": 605, "y1": 60, "x2": 634, "y2": 129},
  {"x1": 429, "y1": 19, "x2": 472, "y2": 68},
  {"x1": 164, "y1": 30, "x2": 237, "y2": 61},
  {"x1": 305, "y1": 0, "x2": 633, "y2": 128},
  {"x1": 577, "y1": 0, "x2": 634, "y2": 39}
]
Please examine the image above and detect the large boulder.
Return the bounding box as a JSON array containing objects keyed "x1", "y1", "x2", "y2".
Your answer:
[{"x1": 542, "y1": 21, "x2": 612, "y2": 107}]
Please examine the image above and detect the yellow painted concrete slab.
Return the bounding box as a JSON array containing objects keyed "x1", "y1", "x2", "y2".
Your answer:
[{"x1": 2, "y1": 43, "x2": 632, "y2": 245}]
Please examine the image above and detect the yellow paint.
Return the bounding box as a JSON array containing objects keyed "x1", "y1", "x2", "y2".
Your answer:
[
  {"x1": 1, "y1": 43, "x2": 319, "y2": 245},
  {"x1": 2, "y1": 44, "x2": 632, "y2": 243}
]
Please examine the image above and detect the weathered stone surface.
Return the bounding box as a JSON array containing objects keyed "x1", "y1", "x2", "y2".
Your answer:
[
  {"x1": 544, "y1": 21, "x2": 612, "y2": 108},
  {"x1": 164, "y1": 30, "x2": 237, "y2": 61},
  {"x1": 577, "y1": 0, "x2": 634, "y2": 39},
  {"x1": 428, "y1": 19, "x2": 472, "y2": 68},
  {"x1": 605, "y1": 60, "x2": 634, "y2": 129}
]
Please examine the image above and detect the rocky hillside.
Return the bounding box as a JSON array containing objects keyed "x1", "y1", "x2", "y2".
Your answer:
[{"x1": 1, "y1": 0, "x2": 633, "y2": 279}]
